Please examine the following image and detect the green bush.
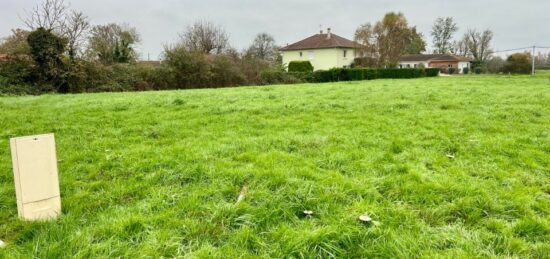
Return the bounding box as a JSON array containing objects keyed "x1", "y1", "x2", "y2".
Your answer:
[
  {"x1": 260, "y1": 71, "x2": 310, "y2": 85},
  {"x1": 448, "y1": 67, "x2": 457, "y2": 74},
  {"x1": 503, "y1": 53, "x2": 532, "y2": 74},
  {"x1": 463, "y1": 67, "x2": 469, "y2": 74},
  {"x1": 288, "y1": 61, "x2": 313, "y2": 73},
  {"x1": 474, "y1": 67, "x2": 482, "y2": 74},
  {"x1": 425, "y1": 68, "x2": 439, "y2": 77}
]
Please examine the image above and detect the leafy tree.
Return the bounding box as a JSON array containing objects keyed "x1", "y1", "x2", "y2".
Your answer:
[
  {"x1": 87, "y1": 23, "x2": 140, "y2": 64},
  {"x1": 431, "y1": 17, "x2": 458, "y2": 54},
  {"x1": 404, "y1": 27, "x2": 426, "y2": 54},
  {"x1": 27, "y1": 27, "x2": 67, "y2": 91},
  {"x1": 503, "y1": 53, "x2": 531, "y2": 74},
  {"x1": 180, "y1": 20, "x2": 229, "y2": 54},
  {"x1": 355, "y1": 12, "x2": 423, "y2": 67},
  {"x1": 0, "y1": 29, "x2": 31, "y2": 55}
]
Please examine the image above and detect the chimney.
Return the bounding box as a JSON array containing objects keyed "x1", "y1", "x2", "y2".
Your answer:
[{"x1": 327, "y1": 28, "x2": 332, "y2": 39}]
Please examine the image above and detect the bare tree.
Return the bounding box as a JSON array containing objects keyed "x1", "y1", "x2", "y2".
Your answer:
[
  {"x1": 180, "y1": 20, "x2": 229, "y2": 54},
  {"x1": 431, "y1": 17, "x2": 458, "y2": 54},
  {"x1": 463, "y1": 29, "x2": 493, "y2": 62},
  {"x1": 23, "y1": 0, "x2": 68, "y2": 33},
  {"x1": 245, "y1": 33, "x2": 278, "y2": 61},
  {"x1": 65, "y1": 11, "x2": 90, "y2": 61},
  {"x1": 450, "y1": 38, "x2": 469, "y2": 56}
]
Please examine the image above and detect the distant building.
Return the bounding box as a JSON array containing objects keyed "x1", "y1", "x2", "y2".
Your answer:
[
  {"x1": 399, "y1": 54, "x2": 472, "y2": 73},
  {"x1": 280, "y1": 28, "x2": 363, "y2": 71}
]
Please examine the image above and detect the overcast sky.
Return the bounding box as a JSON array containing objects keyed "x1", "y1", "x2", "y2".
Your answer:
[{"x1": 1, "y1": 0, "x2": 549, "y2": 59}]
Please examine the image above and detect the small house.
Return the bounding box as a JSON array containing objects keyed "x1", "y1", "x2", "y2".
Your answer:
[{"x1": 399, "y1": 54, "x2": 471, "y2": 73}]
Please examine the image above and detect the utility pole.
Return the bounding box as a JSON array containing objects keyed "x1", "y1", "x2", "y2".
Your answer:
[{"x1": 532, "y1": 45, "x2": 536, "y2": 76}]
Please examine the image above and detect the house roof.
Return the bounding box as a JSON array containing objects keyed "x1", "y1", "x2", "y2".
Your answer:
[
  {"x1": 280, "y1": 32, "x2": 360, "y2": 51},
  {"x1": 400, "y1": 54, "x2": 472, "y2": 62}
]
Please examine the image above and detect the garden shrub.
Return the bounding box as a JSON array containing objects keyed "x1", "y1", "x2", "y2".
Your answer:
[
  {"x1": 463, "y1": 67, "x2": 469, "y2": 74},
  {"x1": 448, "y1": 67, "x2": 457, "y2": 74},
  {"x1": 425, "y1": 68, "x2": 440, "y2": 77},
  {"x1": 288, "y1": 61, "x2": 314, "y2": 73},
  {"x1": 474, "y1": 67, "x2": 482, "y2": 74}
]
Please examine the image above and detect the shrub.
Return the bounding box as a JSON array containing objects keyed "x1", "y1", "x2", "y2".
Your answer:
[
  {"x1": 288, "y1": 61, "x2": 313, "y2": 73},
  {"x1": 448, "y1": 67, "x2": 457, "y2": 74},
  {"x1": 260, "y1": 71, "x2": 309, "y2": 85},
  {"x1": 377, "y1": 68, "x2": 424, "y2": 79},
  {"x1": 312, "y1": 70, "x2": 334, "y2": 83},
  {"x1": 503, "y1": 53, "x2": 532, "y2": 74},
  {"x1": 462, "y1": 67, "x2": 469, "y2": 74},
  {"x1": 425, "y1": 68, "x2": 439, "y2": 77},
  {"x1": 474, "y1": 67, "x2": 482, "y2": 74}
]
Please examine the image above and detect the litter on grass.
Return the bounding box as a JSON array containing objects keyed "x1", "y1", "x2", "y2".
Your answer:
[
  {"x1": 235, "y1": 185, "x2": 248, "y2": 204},
  {"x1": 0, "y1": 239, "x2": 5, "y2": 248},
  {"x1": 303, "y1": 210, "x2": 314, "y2": 217}
]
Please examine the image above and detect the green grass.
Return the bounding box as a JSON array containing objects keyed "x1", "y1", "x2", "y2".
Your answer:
[{"x1": 1, "y1": 73, "x2": 550, "y2": 258}]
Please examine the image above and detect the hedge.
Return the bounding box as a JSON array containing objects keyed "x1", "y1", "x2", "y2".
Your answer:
[
  {"x1": 311, "y1": 68, "x2": 439, "y2": 83},
  {"x1": 288, "y1": 61, "x2": 314, "y2": 73}
]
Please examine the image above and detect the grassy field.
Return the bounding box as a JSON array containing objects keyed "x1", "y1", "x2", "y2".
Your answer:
[{"x1": 1, "y1": 73, "x2": 550, "y2": 258}]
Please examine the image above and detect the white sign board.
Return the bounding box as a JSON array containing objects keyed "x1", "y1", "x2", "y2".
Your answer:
[{"x1": 10, "y1": 134, "x2": 61, "y2": 221}]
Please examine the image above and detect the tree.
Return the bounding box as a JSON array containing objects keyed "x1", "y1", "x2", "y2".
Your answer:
[
  {"x1": 64, "y1": 11, "x2": 90, "y2": 61},
  {"x1": 87, "y1": 23, "x2": 141, "y2": 64},
  {"x1": 431, "y1": 17, "x2": 458, "y2": 54},
  {"x1": 450, "y1": 38, "x2": 469, "y2": 56},
  {"x1": 503, "y1": 53, "x2": 531, "y2": 74},
  {"x1": 245, "y1": 33, "x2": 278, "y2": 62},
  {"x1": 404, "y1": 27, "x2": 426, "y2": 54},
  {"x1": 463, "y1": 29, "x2": 493, "y2": 62},
  {"x1": 486, "y1": 56, "x2": 506, "y2": 73},
  {"x1": 23, "y1": 0, "x2": 91, "y2": 61},
  {"x1": 0, "y1": 29, "x2": 31, "y2": 55},
  {"x1": 355, "y1": 12, "x2": 422, "y2": 67},
  {"x1": 180, "y1": 20, "x2": 229, "y2": 54},
  {"x1": 27, "y1": 27, "x2": 67, "y2": 91},
  {"x1": 23, "y1": 0, "x2": 68, "y2": 33}
]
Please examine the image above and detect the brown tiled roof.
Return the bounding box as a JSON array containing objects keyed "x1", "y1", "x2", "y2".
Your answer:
[
  {"x1": 400, "y1": 54, "x2": 472, "y2": 62},
  {"x1": 280, "y1": 33, "x2": 360, "y2": 51}
]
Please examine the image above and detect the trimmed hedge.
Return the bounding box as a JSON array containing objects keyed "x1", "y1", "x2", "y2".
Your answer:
[
  {"x1": 249, "y1": 67, "x2": 440, "y2": 86},
  {"x1": 311, "y1": 68, "x2": 439, "y2": 83},
  {"x1": 288, "y1": 61, "x2": 314, "y2": 73}
]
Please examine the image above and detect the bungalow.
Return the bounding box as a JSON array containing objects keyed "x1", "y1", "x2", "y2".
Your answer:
[
  {"x1": 399, "y1": 54, "x2": 471, "y2": 73},
  {"x1": 280, "y1": 28, "x2": 362, "y2": 71}
]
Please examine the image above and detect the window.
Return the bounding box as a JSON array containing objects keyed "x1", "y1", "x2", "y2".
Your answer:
[
  {"x1": 299, "y1": 52, "x2": 303, "y2": 57},
  {"x1": 414, "y1": 64, "x2": 418, "y2": 68},
  {"x1": 448, "y1": 64, "x2": 453, "y2": 68},
  {"x1": 343, "y1": 50, "x2": 347, "y2": 58},
  {"x1": 406, "y1": 64, "x2": 411, "y2": 68},
  {"x1": 308, "y1": 51, "x2": 315, "y2": 60}
]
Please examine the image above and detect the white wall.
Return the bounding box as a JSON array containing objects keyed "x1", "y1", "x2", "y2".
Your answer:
[{"x1": 398, "y1": 61, "x2": 429, "y2": 68}]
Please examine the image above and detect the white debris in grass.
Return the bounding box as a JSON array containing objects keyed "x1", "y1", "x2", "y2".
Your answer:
[{"x1": 0, "y1": 239, "x2": 5, "y2": 248}]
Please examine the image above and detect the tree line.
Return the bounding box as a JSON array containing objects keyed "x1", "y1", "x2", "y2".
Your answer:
[{"x1": 0, "y1": 1, "x2": 542, "y2": 95}]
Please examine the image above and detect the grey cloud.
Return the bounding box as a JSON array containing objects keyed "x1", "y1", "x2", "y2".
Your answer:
[{"x1": 1, "y1": 0, "x2": 549, "y2": 59}]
